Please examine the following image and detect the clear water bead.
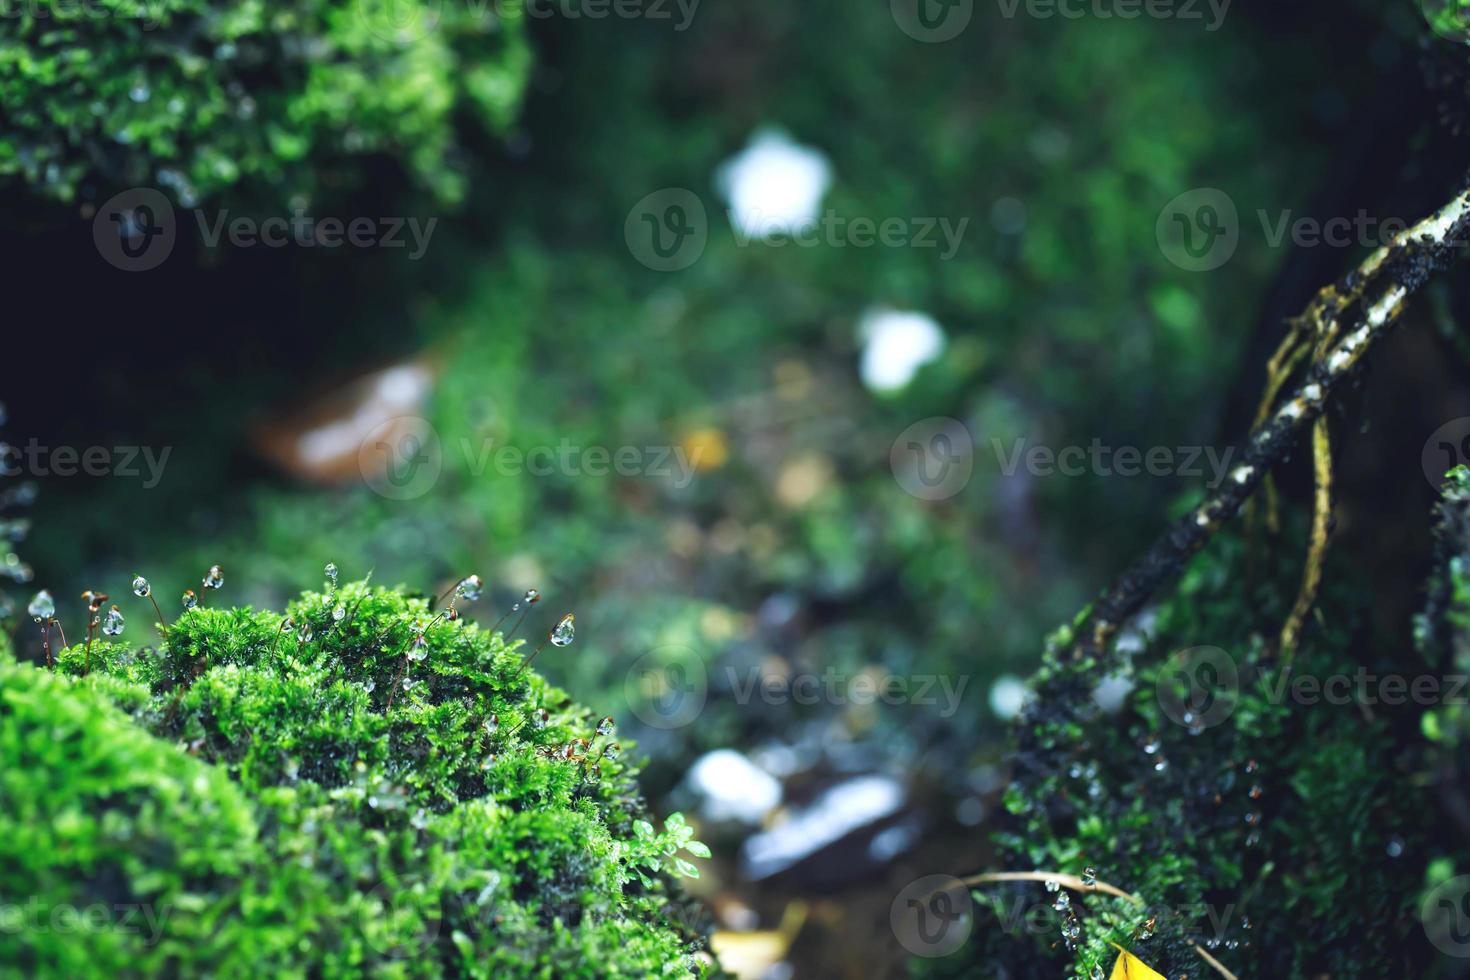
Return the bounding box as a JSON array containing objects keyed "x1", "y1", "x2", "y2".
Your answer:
[
  {"x1": 603, "y1": 743, "x2": 620, "y2": 760},
  {"x1": 297, "y1": 622, "x2": 313, "y2": 644},
  {"x1": 203, "y1": 565, "x2": 224, "y2": 589},
  {"x1": 132, "y1": 575, "x2": 151, "y2": 598},
  {"x1": 181, "y1": 590, "x2": 198, "y2": 610},
  {"x1": 333, "y1": 604, "x2": 346, "y2": 622},
  {"x1": 550, "y1": 614, "x2": 575, "y2": 647},
  {"x1": 522, "y1": 588, "x2": 541, "y2": 606},
  {"x1": 27, "y1": 590, "x2": 54, "y2": 621},
  {"x1": 485, "y1": 714, "x2": 499, "y2": 735},
  {"x1": 1053, "y1": 892, "x2": 1070, "y2": 911},
  {"x1": 324, "y1": 562, "x2": 339, "y2": 584},
  {"x1": 102, "y1": 606, "x2": 125, "y2": 637},
  {"x1": 1082, "y1": 867, "x2": 1096, "y2": 887},
  {"x1": 597, "y1": 716, "x2": 616, "y2": 737},
  {"x1": 534, "y1": 708, "x2": 549, "y2": 729},
  {"x1": 1044, "y1": 878, "x2": 1061, "y2": 893},
  {"x1": 456, "y1": 575, "x2": 484, "y2": 602},
  {"x1": 407, "y1": 637, "x2": 428, "y2": 662}
]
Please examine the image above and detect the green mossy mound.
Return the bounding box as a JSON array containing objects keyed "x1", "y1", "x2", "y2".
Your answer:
[
  {"x1": 1, "y1": 0, "x2": 532, "y2": 203},
  {"x1": 3, "y1": 580, "x2": 710, "y2": 978}
]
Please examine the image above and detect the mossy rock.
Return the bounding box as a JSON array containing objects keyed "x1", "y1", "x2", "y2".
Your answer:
[
  {"x1": 4, "y1": 580, "x2": 711, "y2": 977},
  {"x1": 0, "y1": 0, "x2": 532, "y2": 204},
  {"x1": 922, "y1": 529, "x2": 1439, "y2": 978}
]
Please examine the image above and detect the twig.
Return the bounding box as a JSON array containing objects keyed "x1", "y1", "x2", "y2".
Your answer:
[
  {"x1": 953, "y1": 871, "x2": 1239, "y2": 978},
  {"x1": 1191, "y1": 941, "x2": 1240, "y2": 980},
  {"x1": 1069, "y1": 187, "x2": 1470, "y2": 663},
  {"x1": 1278, "y1": 416, "x2": 1333, "y2": 656}
]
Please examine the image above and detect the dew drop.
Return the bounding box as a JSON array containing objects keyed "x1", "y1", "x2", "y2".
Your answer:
[
  {"x1": 27, "y1": 589, "x2": 54, "y2": 621},
  {"x1": 1045, "y1": 878, "x2": 1060, "y2": 893},
  {"x1": 324, "y1": 562, "x2": 339, "y2": 585},
  {"x1": 102, "y1": 606, "x2": 124, "y2": 637},
  {"x1": 550, "y1": 614, "x2": 575, "y2": 648},
  {"x1": 203, "y1": 565, "x2": 223, "y2": 590},
  {"x1": 181, "y1": 589, "x2": 197, "y2": 610},
  {"x1": 1082, "y1": 867, "x2": 1096, "y2": 887},
  {"x1": 597, "y1": 716, "x2": 616, "y2": 737},
  {"x1": 456, "y1": 575, "x2": 484, "y2": 602},
  {"x1": 131, "y1": 575, "x2": 151, "y2": 598}
]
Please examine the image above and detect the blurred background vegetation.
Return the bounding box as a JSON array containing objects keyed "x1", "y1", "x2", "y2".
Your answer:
[{"x1": 7, "y1": 0, "x2": 1470, "y2": 974}]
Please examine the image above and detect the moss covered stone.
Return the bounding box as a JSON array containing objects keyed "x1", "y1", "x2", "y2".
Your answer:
[
  {"x1": 5, "y1": 580, "x2": 710, "y2": 977},
  {"x1": 0, "y1": 0, "x2": 532, "y2": 203},
  {"x1": 925, "y1": 530, "x2": 1438, "y2": 978}
]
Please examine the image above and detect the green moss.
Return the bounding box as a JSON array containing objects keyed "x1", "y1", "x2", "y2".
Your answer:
[
  {"x1": 8, "y1": 580, "x2": 710, "y2": 977},
  {"x1": 0, "y1": 0, "x2": 531, "y2": 203},
  {"x1": 928, "y1": 529, "x2": 1437, "y2": 978}
]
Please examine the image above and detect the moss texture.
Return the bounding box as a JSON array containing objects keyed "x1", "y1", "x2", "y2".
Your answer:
[
  {"x1": 921, "y1": 523, "x2": 1441, "y2": 978},
  {"x1": 0, "y1": 0, "x2": 532, "y2": 203},
  {"x1": 2, "y1": 579, "x2": 710, "y2": 978}
]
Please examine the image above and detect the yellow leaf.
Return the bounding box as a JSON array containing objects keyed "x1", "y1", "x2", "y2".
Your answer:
[{"x1": 1108, "y1": 946, "x2": 1167, "y2": 980}]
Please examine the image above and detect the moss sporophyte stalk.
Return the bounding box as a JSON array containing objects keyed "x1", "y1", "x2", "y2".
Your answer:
[{"x1": 1, "y1": 576, "x2": 713, "y2": 977}]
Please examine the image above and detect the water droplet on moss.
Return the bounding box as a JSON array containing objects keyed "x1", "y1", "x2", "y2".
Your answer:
[
  {"x1": 456, "y1": 575, "x2": 484, "y2": 602},
  {"x1": 27, "y1": 590, "x2": 54, "y2": 620},
  {"x1": 181, "y1": 590, "x2": 197, "y2": 610},
  {"x1": 203, "y1": 565, "x2": 223, "y2": 590},
  {"x1": 550, "y1": 614, "x2": 575, "y2": 647},
  {"x1": 102, "y1": 606, "x2": 124, "y2": 637},
  {"x1": 132, "y1": 576, "x2": 150, "y2": 598}
]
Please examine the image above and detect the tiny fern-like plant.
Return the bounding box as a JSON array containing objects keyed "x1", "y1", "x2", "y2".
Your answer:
[{"x1": 2, "y1": 577, "x2": 714, "y2": 978}]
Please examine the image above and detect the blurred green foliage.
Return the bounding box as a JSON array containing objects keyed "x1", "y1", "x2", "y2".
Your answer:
[
  {"x1": 28, "y1": 2, "x2": 1404, "y2": 789},
  {"x1": 0, "y1": 0, "x2": 531, "y2": 203}
]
